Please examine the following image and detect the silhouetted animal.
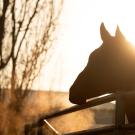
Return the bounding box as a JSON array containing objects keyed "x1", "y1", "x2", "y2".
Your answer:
[{"x1": 69, "y1": 23, "x2": 135, "y2": 123}]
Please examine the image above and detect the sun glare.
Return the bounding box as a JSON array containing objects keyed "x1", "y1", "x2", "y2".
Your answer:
[{"x1": 36, "y1": 0, "x2": 135, "y2": 91}]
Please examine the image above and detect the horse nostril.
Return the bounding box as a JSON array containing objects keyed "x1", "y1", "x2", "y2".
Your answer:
[
  {"x1": 69, "y1": 95, "x2": 86, "y2": 105},
  {"x1": 69, "y1": 85, "x2": 86, "y2": 105}
]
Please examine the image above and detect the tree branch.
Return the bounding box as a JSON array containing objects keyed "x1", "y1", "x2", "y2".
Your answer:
[
  {"x1": 0, "y1": 0, "x2": 10, "y2": 69},
  {"x1": 15, "y1": 0, "x2": 40, "y2": 61}
]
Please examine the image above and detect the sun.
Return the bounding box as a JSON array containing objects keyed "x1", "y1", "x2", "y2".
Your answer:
[{"x1": 97, "y1": 0, "x2": 135, "y2": 46}]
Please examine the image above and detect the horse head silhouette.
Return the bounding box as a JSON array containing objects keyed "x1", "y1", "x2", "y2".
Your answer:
[{"x1": 69, "y1": 23, "x2": 135, "y2": 122}]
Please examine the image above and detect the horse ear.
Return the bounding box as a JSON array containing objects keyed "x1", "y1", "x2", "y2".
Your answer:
[
  {"x1": 115, "y1": 26, "x2": 125, "y2": 39},
  {"x1": 100, "y1": 22, "x2": 111, "y2": 42}
]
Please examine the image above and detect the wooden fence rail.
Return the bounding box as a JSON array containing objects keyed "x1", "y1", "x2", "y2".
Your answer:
[{"x1": 25, "y1": 91, "x2": 135, "y2": 135}]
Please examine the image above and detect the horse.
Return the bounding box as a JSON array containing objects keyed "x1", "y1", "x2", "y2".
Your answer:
[{"x1": 69, "y1": 23, "x2": 135, "y2": 123}]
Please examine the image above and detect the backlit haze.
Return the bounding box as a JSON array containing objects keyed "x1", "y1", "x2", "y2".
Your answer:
[{"x1": 33, "y1": 0, "x2": 135, "y2": 91}]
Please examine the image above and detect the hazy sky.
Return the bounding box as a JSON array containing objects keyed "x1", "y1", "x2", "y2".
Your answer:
[{"x1": 33, "y1": 0, "x2": 135, "y2": 91}]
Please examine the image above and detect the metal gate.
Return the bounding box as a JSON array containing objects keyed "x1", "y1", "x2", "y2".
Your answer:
[{"x1": 25, "y1": 91, "x2": 135, "y2": 135}]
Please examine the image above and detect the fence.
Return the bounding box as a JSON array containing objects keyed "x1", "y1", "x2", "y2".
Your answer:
[{"x1": 25, "y1": 91, "x2": 135, "y2": 135}]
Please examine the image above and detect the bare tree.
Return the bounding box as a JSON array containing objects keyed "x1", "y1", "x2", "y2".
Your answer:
[
  {"x1": 0, "y1": 0, "x2": 63, "y2": 134},
  {"x1": 0, "y1": 0, "x2": 63, "y2": 107}
]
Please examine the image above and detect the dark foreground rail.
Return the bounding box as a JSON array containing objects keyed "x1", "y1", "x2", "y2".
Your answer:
[{"x1": 25, "y1": 91, "x2": 135, "y2": 135}]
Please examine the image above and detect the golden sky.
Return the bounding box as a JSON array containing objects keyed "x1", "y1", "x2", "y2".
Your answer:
[{"x1": 33, "y1": 0, "x2": 135, "y2": 91}]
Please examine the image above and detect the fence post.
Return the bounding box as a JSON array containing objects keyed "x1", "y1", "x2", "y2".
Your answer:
[{"x1": 115, "y1": 91, "x2": 125, "y2": 135}]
